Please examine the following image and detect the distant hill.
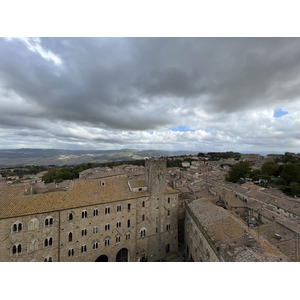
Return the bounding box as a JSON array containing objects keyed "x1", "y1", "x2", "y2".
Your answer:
[{"x1": 0, "y1": 149, "x2": 198, "y2": 167}]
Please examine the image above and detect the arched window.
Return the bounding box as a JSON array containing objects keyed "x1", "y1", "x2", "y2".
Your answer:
[
  {"x1": 166, "y1": 244, "x2": 170, "y2": 253},
  {"x1": 127, "y1": 203, "x2": 131, "y2": 211},
  {"x1": 68, "y1": 232, "x2": 72, "y2": 242},
  {"x1": 105, "y1": 207, "x2": 110, "y2": 214},
  {"x1": 44, "y1": 216, "x2": 53, "y2": 227},
  {"x1": 116, "y1": 221, "x2": 121, "y2": 228},
  {"x1": 142, "y1": 201, "x2": 145, "y2": 207},
  {"x1": 126, "y1": 233, "x2": 130, "y2": 240},
  {"x1": 82, "y1": 229, "x2": 87, "y2": 236},
  {"x1": 81, "y1": 210, "x2": 87, "y2": 219},
  {"x1": 68, "y1": 213, "x2": 73, "y2": 221},
  {"x1": 116, "y1": 236, "x2": 121, "y2": 243},
  {"x1": 28, "y1": 218, "x2": 39, "y2": 231},
  {"x1": 17, "y1": 244, "x2": 22, "y2": 253},
  {"x1": 105, "y1": 224, "x2": 110, "y2": 231},
  {"x1": 93, "y1": 226, "x2": 98, "y2": 234},
  {"x1": 140, "y1": 229, "x2": 146, "y2": 238},
  {"x1": 93, "y1": 208, "x2": 98, "y2": 216},
  {"x1": 105, "y1": 238, "x2": 110, "y2": 246},
  {"x1": 48, "y1": 257, "x2": 53, "y2": 262},
  {"x1": 93, "y1": 242, "x2": 98, "y2": 250},
  {"x1": 166, "y1": 223, "x2": 171, "y2": 231},
  {"x1": 12, "y1": 245, "x2": 17, "y2": 254},
  {"x1": 117, "y1": 205, "x2": 121, "y2": 212},
  {"x1": 44, "y1": 237, "x2": 53, "y2": 247},
  {"x1": 81, "y1": 245, "x2": 87, "y2": 253},
  {"x1": 127, "y1": 219, "x2": 130, "y2": 228},
  {"x1": 12, "y1": 221, "x2": 22, "y2": 233},
  {"x1": 49, "y1": 237, "x2": 53, "y2": 246},
  {"x1": 142, "y1": 215, "x2": 145, "y2": 221},
  {"x1": 44, "y1": 239, "x2": 48, "y2": 247},
  {"x1": 68, "y1": 249, "x2": 74, "y2": 257}
]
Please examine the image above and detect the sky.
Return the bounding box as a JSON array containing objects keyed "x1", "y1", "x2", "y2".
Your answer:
[{"x1": 0, "y1": 37, "x2": 300, "y2": 153}]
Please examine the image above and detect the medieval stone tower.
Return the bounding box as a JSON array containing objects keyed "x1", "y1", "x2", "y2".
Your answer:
[{"x1": 144, "y1": 159, "x2": 178, "y2": 261}]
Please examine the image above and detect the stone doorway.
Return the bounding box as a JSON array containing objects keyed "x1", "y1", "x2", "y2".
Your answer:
[
  {"x1": 95, "y1": 255, "x2": 109, "y2": 262},
  {"x1": 116, "y1": 248, "x2": 129, "y2": 262}
]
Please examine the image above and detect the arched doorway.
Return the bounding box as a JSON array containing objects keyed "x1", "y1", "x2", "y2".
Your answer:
[
  {"x1": 116, "y1": 248, "x2": 129, "y2": 262},
  {"x1": 95, "y1": 255, "x2": 109, "y2": 262}
]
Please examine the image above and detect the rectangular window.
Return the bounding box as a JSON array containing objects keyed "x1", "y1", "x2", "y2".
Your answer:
[
  {"x1": 117, "y1": 205, "x2": 121, "y2": 212},
  {"x1": 116, "y1": 236, "x2": 120, "y2": 243},
  {"x1": 93, "y1": 226, "x2": 98, "y2": 234},
  {"x1": 105, "y1": 207, "x2": 110, "y2": 214},
  {"x1": 82, "y1": 229, "x2": 87, "y2": 236},
  {"x1": 167, "y1": 209, "x2": 170, "y2": 216},
  {"x1": 82, "y1": 211, "x2": 87, "y2": 218},
  {"x1": 93, "y1": 208, "x2": 98, "y2": 216},
  {"x1": 105, "y1": 239, "x2": 110, "y2": 246},
  {"x1": 127, "y1": 203, "x2": 131, "y2": 211},
  {"x1": 68, "y1": 249, "x2": 74, "y2": 257},
  {"x1": 117, "y1": 221, "x2": 121, "y2": 228},
  {"x1": 126, "y1": 233, "x2": 130, "y2": 240},
  {"x1": 81, "y1": 245, "x2": 87, "y2": 253},
  {"x1": 142, "y1": 215, "x2": 145, "y2": 221},
  {"x1": 105, "y1": 224, "x2": 110, "y2": 231},
  {"x1": 127, "y1": 219, "x2": 130, "y2": 228}
]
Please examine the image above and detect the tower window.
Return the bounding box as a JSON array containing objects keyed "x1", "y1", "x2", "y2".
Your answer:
[
  {"x1": 105, "y1": 224, "x2": 110, "y2": 231},
  {"x1": 68, "y1": 232, "x2": 73, "y2": 242},
  {"x1": 142, "y1": 214, "x2": 145, "y2": 221},
  {"x1": 82, "y1": 229, "x2": 87, "y2": 236},
  {"x1": 117, "y1": 205, "x2": 121, "y2": 212},
  {"x1": 44, "y1": 216, "x2": 53, "y2": 227},
  {"x1": 116, "y1": 236, "x2": 121, "y2": 243},
  {"x1": 12, "y1": 221, "x2": 23, "y2": 233},
  {"x1": 82, "y1": 210, "x2": 87, "y2": 219},
  {"x1": 93, "y1": 242, "x2": 98, "y2": 250},
  {"x1": 141, "y1": 229, "x2": 146, "y2": 238},
  {"x1": 105, "y1": 238, "x2": 110, "y2": 246},
  {"x1": 81, "y1": 245, "x2": 87, "y2": 253},
  {"x1": 142, "y1": 201, "x2": 145, "y2": 207},
  {"x1": 68, "y1": 249, "x2": 74, "y2": 257},
  {"x1": 127, "y1": 219, "x2": 130, "y2": 228},
  {"x1": 68, "y1": 213, "x2": 73, "y2": 221},
  {"x1": 166, "y1": 223, "x2": 170, "y2": 231},
  {"x1": 93, "y1": 226, "x2": 98, "y2": 234},
  {"x1": 126, "y1": 233, "x2": 130, "y2": 240},
  {"x1": 116, "y1": 221, "x2": 121, "y2": 228},
  {"x1": 168, "y1": 197, "x2": 170, "y2": 203},
  {"x1": 105, "y1": 207, "x2": 110, "y2": 214},
  {"x1": 93, "y1": 208, "x2": 98, "y2": 216},
  {"x1": 127, "y1": 203, "x2": 131, "y2": 211}
]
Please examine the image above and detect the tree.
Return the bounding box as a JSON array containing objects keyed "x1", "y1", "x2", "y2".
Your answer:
[
  {"x1": 226, "y1": 162, "x2": 251, "y2": 183},
  {"x1": 261, "y1": 161, "x2": 280, "y2": 176}
]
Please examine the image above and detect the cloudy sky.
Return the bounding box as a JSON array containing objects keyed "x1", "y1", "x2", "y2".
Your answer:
[{"x1": 0, "y1": 37, "x2": 299, "y2": 153}]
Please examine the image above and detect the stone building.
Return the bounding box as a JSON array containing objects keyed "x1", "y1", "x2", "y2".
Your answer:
[
  {"x1": 0, "y1": 159, "x2": 179, "y2": 262},
  {"x1": 184, "y1": 198, "x2": 289, "y2": 262}
]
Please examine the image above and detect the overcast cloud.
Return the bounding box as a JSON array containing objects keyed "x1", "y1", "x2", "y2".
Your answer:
[{"x1": 0, "y1": 37, "x2": 299, "y2": 153}]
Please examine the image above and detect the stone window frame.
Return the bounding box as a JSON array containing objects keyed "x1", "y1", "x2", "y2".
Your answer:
[
  {"x1": 28, "y1": 218, "x2": 39, "y2": 231},
  {"x1": 68, "y1": 212, "x2": 74, "y2": 221},
  {"x1": 81, "y1": 210, "x2": 88, "y2": 219},
  {"x1": 12, "y1": 243, "x2": 22, "y2": 255},
  {"x1": 44, "y1": 237, "x2": 53, "y2": 247},
  {"x1": 44, "y1": 216, "x2": 54, "y2": 227},
  {"x1": 92, "y1": 242, "x2": 99, "y2": 250},
  {"x1": 81, "y1": 245, "x2": 87, "y2": 253},
  {"x1": 11, "y1": 221, "x2": 23, "y2": 233},
  {"x1": 68, "y1": 249, "x2": 74, "y2": 257}
]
